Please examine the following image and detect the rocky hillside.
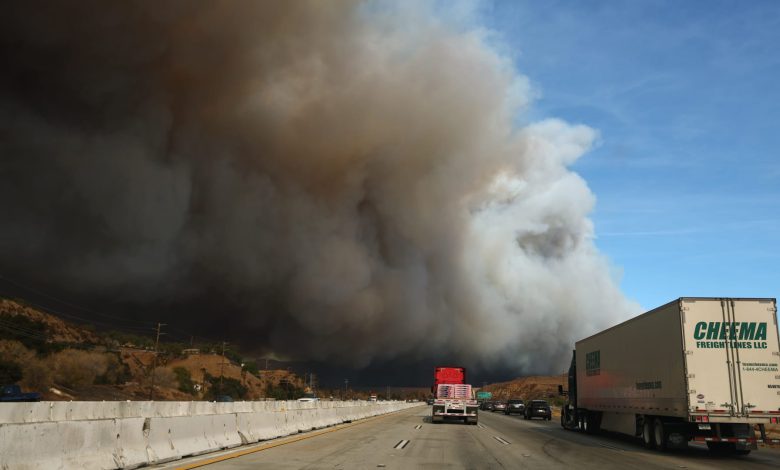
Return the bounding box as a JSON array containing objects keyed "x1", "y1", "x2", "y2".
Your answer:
[
  {"x1": 0, "y1": 297, "x2": 305, "y2": 401},
  {"x1": 482, "y1": 375, "x2": 566, "y2": 402},
  {"x1": 0, "y1": 298, "x2": 99, "y2": 344}
]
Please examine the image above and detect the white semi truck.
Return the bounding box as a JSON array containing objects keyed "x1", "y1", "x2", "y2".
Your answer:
[
  {"x1": 432, "y1": 383, "x2": 479, "y2": 424},
  {"x1": 561, "y1": 297, "x2": 780, "y2": 454}
]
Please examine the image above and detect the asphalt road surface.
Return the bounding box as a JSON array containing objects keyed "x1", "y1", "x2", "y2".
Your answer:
[{"x1": 162, "y1": 405, "x2": 780, "y2": 469}]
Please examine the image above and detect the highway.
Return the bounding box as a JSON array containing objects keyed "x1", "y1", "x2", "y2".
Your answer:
[{"x1": 159, "y1": 405, "x2": 780, "y2": 469}]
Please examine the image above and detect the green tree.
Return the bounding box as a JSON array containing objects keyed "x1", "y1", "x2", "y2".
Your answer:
[
  {"x1": 243, "y1": 361, "x2": 260, "y2": 377},
  {"x1": 265, "y1": 381, "x2": 305, "y2": 400},
  {"x1": 173, "y1": 367, "x2": 196, "y2": 394},
  {"x1": 206, "y1": 375, "x2": 248, "y2": 400}
]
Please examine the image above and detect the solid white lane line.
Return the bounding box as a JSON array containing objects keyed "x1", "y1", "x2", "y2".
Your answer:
[
  {"x1": 493, "y1": 436, "x2": 510, "y2": 445},
  {"x1": 394, "y1": 439, "x2": 410, "y2": 449}
]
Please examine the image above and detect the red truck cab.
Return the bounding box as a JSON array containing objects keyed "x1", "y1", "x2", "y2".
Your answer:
[{"x1": 432, "y1": 366, "x2": 466, "y2": 393}]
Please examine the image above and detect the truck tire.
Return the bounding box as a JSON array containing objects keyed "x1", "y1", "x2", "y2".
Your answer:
[
  {"x1": 642, "y1": 417, "x2": 656, "y2": 449},
  {"x1": 653, "y1": 419, "x2": 667, "y2": 451}
]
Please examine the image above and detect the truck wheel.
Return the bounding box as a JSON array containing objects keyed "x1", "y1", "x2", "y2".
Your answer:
[
  {"x1": 642, "y1": 418, "x2": 656, "y2": 449},
  {"x1": 653, "y1": 419, "x2": 667, "y2": 451}
]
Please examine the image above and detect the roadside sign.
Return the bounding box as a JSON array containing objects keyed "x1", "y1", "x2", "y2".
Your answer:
[{"x1": 476, "y1": 391, "x2": 492, "y2": 400}]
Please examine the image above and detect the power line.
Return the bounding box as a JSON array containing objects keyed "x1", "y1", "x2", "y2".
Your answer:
[
  {"x1": 0, "y1": 274, "x2": 155, "y2": 326},
  {"x1": 0, "y1": 275, "x2": 243, "y2": 353},
  {"x1": 7, "y1": 297, "x2": 155, "y2": 333},
  {"x1": 0, "y1": 318, "x2": 49, "y2": 338},
  {"x1": 0, "y1": 322, "x2": 49, "y2": 342}
]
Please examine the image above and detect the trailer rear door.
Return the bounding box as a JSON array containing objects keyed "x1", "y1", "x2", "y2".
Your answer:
[{"x1": 682, "y1": 298, "x2": 780, "y2": 416}]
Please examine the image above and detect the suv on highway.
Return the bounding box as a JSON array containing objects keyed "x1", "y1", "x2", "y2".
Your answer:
[
  {"x1": 523, "y1": 400, "x2": 551, "y2": 420},
  {"x1": 492, "y1": 401, "x2": 507, "y2": 412},
  {"x1": 504, "y1": 399, "x2": 525, "y2": 415}
]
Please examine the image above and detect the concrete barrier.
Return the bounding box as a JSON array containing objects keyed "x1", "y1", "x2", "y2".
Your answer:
[{"x1": 0, "y1": 400, "x2": 422, "y2": 469}]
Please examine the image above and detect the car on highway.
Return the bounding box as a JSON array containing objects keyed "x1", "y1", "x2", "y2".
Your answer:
[
  {"x1": 504, "y1": 399, "x2": 525, "y2": 415},
  {"x1": 492, "y1": 401, "x2": 507, "y2": 412},
  {"x1": 523, "y1": 400, "x2": 551, "y2": 420},
  {"x1": 427, "y1": 398, "x2": 435, "y2": 405},
  {"x1": 480, "y1": 401, "x2": 493, "y2": 411},
  {"x1": 1, "y1": 384, "x2": 41, "y2": 402}
]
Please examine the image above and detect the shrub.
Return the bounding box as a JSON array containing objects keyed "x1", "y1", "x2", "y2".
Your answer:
[
  {"x1": 95, "y1": 353, "x2": 132, "y2": 385},
  {"x1": 148, "y1": 367, "x2": 177, "y2": 389},
  {"x1": 20, "y1": 358, "x2": 52, "y2": 391},
  {"x1": 0, "y1": 359, "x2": 23, "y2": 384},
  {"x1": 264, "y1": 381, "x2": 304, "y2": 400},
  {"x1": 173, "y1": 367, "x2": 196, "y2": 394},
  {"x1": 0, "y1": 340, "x2": 34, "y2": 363},
  {"x1": 206, "y1": 376, "x2": 248, "y2": 400},
  {"x1": 53, "y1": 349, "x2": 109, "y2": 389},
  {"x1": 243, "y1": 361, "x2": 260, "y2": 377},
  {"x1": 0, "y1": 315, "x2": 52, "y2": 354}
]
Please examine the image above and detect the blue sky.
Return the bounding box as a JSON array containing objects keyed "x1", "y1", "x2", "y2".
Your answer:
[{"x1": 479, "y1": 0, "x2": 780, "y2": 310}]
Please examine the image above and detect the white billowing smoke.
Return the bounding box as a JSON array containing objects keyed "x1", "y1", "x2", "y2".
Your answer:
[{"x1": 0, "y1": 1, "x2": 638, "y2": 373}]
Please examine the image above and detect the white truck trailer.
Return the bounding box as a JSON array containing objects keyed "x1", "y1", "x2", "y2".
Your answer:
[
  {"x1": 560, "y1": 297, "x2": 780, "y2": 454},
  {"x1": 432, "y1": 383, "x2": 479, "y2": 424}
]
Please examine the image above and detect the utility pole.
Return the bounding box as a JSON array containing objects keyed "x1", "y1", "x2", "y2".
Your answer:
[
  {"x1": 219, "y1": 341, "x2": 228, "y2": 397},
  {"x1": 149, "y1": 322, "x2": 166, "y2": 400}
]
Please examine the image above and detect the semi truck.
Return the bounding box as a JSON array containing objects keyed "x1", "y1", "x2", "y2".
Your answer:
[
  {"x1": 560, "y1": 298, "x2": 780, "y2": 454},
  {"x1": 432, "y1": 366, "x2": 466, "y2": 394},
  {"x1": 432, "y1": 383, "x2": 479, "y2": 424},
  {"x1": 431, "y1": 366, "x2": 478, "y2": 424}
]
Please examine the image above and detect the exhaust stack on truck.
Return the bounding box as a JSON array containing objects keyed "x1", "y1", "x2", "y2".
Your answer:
[{"x1": 560, "y1": 297, "x2": 780, "y2": 455}]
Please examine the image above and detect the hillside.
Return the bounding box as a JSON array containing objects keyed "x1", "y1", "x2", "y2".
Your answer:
[
  {"x1": 482, "y1": 375, "x2": 566, "y2": 402},
  {"x1": 0, "y1": 297, "x2": 305, "y2": 401},
  {"x1": 0, "y1": 298, "x2": 99, "y2": 344}
]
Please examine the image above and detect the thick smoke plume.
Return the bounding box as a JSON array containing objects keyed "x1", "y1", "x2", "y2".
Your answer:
[{"x1": 0, "y1": 1, "x2": 638, "y2": 374}]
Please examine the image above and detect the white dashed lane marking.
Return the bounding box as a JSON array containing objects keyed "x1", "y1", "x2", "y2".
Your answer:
[{"x1": 394, "y1": 439, "x2": 410, "y2": 449}]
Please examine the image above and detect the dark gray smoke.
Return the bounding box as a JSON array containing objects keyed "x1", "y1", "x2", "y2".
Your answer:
[{"x1": 0, "y1": 1, "x2": 638, "y2": 373}]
